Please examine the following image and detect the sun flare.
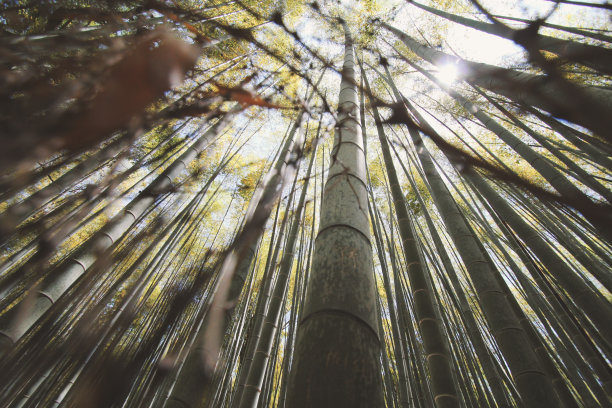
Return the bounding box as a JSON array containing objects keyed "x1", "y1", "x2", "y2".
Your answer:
[{"x1": 436, "y1": 63, "x2": 460, "y2": 85}]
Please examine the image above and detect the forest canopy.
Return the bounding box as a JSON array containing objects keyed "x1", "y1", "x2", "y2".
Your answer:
[{"x1": 0, "y1": 0, "x2": 611, "y2": 407}]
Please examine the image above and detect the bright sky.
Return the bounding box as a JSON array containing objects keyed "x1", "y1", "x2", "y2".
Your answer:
[{"x1": 242, "y1": 0, "x2": 610, "y2": 160}]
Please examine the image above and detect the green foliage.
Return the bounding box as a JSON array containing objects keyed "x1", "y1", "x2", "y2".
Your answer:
[{"x1": 237, "y1": 159, "x2": 266, "y2": 201}]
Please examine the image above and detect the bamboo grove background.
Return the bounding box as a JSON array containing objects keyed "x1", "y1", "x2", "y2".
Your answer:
[{"x1": 0, "y1": 0, "x2": 611, "y2": 407}]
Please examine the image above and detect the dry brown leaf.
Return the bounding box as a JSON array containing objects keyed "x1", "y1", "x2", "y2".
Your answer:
[{"x1": 52, "y1": 28, "x2": 200, "y2": 153}]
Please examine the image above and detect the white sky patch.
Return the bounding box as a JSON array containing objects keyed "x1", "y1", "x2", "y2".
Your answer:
[{"x1": 449, "y1": 29, "x2": 523, "y2": 66}]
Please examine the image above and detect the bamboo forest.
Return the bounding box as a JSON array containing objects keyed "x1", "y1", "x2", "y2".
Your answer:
[{"x1": 1, "y1": 0, "x2": 611, "y2": 406}]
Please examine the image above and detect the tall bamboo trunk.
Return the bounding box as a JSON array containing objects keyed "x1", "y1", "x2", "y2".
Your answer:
[
  {"x1": 237, "y1": 134, "x2": 317, "y2": 408},
  {"x1": 477, "y1": 89, "x2": 612, "y2": 204},
  {"x1": 407, "y1": 60, "x2": 612, "y2": 241},
  {"x1": 0, "y1": 113, "x2": 236, "y2": 357},
  {"x1": 362, "y1": 65, "x2": 459, "y2": 408},
  {"x1": 381, "y1": 67, "x2": 560, "y2": 407},
  {"x1": 465, "y1": 170, "x2": 612, "y2": 353},
  {"x1": 285, "y1": 23, "x2": 384, "y2": 408},
  {"x1": 396, "y1": 148, "x2": 513, "y2": 407},
  {"x1": 164, "y1": 113, "x2": 302, "y2": 408}
]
